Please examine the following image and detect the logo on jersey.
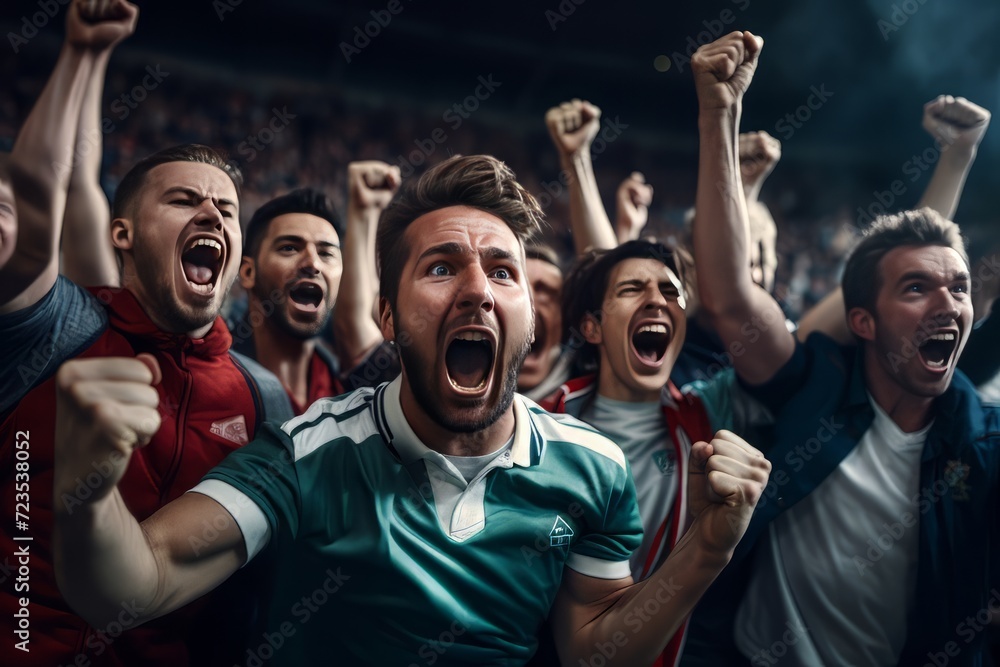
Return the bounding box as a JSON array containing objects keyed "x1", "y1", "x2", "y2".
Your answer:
[
  {"x1": 652, "y1": 450, "x2": 676, "y2": 476},
  {"x1": 549, "y1": 516, "x2": 574, "y2": 547},
  {"x1": 211, "y1": 415, "x2": 249, "y2": 445},
  {"x1": 944, "y1": 459, "x2": 970, "y2": 501}
]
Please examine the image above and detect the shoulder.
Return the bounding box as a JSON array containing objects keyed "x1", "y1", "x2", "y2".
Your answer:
[
  {"x1": 518, "y1": 394, "x2": 628, "y2": 472},
  {"x1": 277, "y1": 385, "x2": 383, "y2": 462}
]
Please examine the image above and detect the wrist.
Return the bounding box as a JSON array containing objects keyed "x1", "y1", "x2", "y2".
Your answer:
[
  {"x1": 938, "y1": 143, "x2": 978, "y2": 168},
  {"x1": 347, "y1": 204, "x2": 382, "y2": 225},
  {"x1": 559, "y1": 149, "x2": 592, "y2": 171}
]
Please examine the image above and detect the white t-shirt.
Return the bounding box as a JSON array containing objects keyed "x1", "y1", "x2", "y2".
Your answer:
[
  {"x1": 734, "y1": 395, "x2": 931, "y2": 666},
  {"x1": 583, "y1": 395, "x2": 678, "y2": 580}
]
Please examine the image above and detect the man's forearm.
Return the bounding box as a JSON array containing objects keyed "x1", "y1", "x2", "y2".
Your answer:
[
  {"x1": 562, "y1": 150, "x2": 617, "y2": 254},
  {"x1": 694, "y1": 106, "x2": 752, "y2": 317},
  {"x1": 63, "y1": 50, "x2": 118, "y2": 287},
  {"x1": 332, "y1": 205, "x2": 383, "y2": 367},
  {"x1": 917, "y1": 146, "x2": 977, "y2": 221},
  {"x1": 566, "y1": 530, "x2": 730, "y2": 664}
]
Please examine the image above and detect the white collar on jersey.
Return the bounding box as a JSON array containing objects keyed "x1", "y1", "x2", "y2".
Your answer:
[{"x1": 382, "y1": 375, "x2": 534, "y2": 468}]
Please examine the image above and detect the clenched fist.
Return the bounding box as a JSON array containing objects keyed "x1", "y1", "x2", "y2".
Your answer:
[
  {"x1": 739, "y1": 131, "x2": 781, "y2": 192},
  {"x1": 615, "y1": 172, "x2": 653, "y2": 243},
  {"x1": 546, "y1": 99, "x2": 601, "y2": 158},
  {"x1": 67, "y1": 0, "x2": 139, "y2": 52},
  {"x1": 347, "y1": 160, "x2": 401, "y2": 213},
  {"x1": 54, "y1": 354, "x2": 161, "y2": 511},
  {"x1": 923, "y1": 95, "x2": 991, "y2": 154},
  {"x1": 687, "y1": 430, "x2": 770, "y2": 558},
  {"x1": 692, "y1": 31, "x2": 763, "y2": 111}
]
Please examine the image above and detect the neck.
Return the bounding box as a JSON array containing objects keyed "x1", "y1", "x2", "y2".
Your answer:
[
  {"x1": 863, "y1": 345, "x2": 934, "y2": 433},
  {"x1": 398, "y1": 374, "x2": 515, "y2": 457},
  {"x1": 121, "y1": 279, "x2": 213, "y2": 339},
  {"x1": 250, "y1": 302, "x2": 315, "y2": 407},
  {"x1": 597, "y1": 361, "x2": 661, "y2": 403}
]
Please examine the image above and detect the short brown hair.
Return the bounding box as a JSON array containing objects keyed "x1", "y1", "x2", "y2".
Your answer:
[
  {"x1": 843, "y1": 208, "x2": 968, "y2": 314},
  {"x1": 376, "y1": 155, "x2": 544, "y2": 310},
  {"x1": 112, "y1": 144, "x2": 242, "y2": 219}
]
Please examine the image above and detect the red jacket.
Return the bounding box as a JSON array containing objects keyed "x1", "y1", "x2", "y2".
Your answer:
[{"x1": 0, "y1": 286, "x2": 257, "y2": 666}]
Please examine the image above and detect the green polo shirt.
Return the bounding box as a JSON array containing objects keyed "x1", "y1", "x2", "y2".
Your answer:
[{"x1": 192, "y1": 376, "x2": 641, "y2": 665}]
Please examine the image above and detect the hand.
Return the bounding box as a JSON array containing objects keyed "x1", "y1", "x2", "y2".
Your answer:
[
  {"x1": 739, "y1": 131, "x2": 781, "y2": 190},
  {"x1": 922, "y1": 95, "x2": 991, "y2": 154},
  {"x1": 615, "y1": 172, "x2": 653, "y2": 242},
  {"x1": 692, "y1": 31, "x2": 763, "y2": 112},
  {"x1": 54, "y1": 354, "x2": 161, "y2": 510},
  {"x1": 347, "y1": 161, "x2": 401, "y2": 213},
  {"x1": 67, "y1": 0, "x2": 139, "y2": 52},
  {"x1": 545, "y1": 99, "x2": 601, "y2": 158},
  {"x1": 687, "y1": 430, "x2": 770, "y2": 558}
]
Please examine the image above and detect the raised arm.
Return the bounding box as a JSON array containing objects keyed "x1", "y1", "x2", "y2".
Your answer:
[
  {"x1": 331, "y1": 160, "x2": 400, "y2": 369},
  {"x1": 692, "y1": 31, "x2": 795, "y2": 384},
  {"x1": 797, "y1": 96, "x2": 990, "y2": 344},
  {"x1": 917, "y1": 95, "x2": 990, "y2": 220},
  {"x1": 53, "y1": 355, "x2": 245, "y2": 628},
  {"x1": 614, "y1": 171, "x2": 653, "y2": 244},
  {"x1": 545, "y1": 99, "x2": 618, "y2": 254},
  {"x1": 61, "y1": 1, "x2": 137, "y2": 288},
  {"x1": 1, "y1": 0, "x2": 136, "y2": 312},
  {"x1": 739, "y1": 130, "x2": 781, "y2": 204},
  {"x1": 552, "y1": 431, "x2": 769, "y2": 664}
]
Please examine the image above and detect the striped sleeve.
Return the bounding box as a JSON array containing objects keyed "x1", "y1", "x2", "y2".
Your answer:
[{"x1": 198, "y1": 421, "x2": 302, "y2": 544}]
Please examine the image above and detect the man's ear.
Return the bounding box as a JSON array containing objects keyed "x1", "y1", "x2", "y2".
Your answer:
[
  {"x1": 239, "y1": 257, "x2": 255, "y2": 290},
  {"x1": 581, "y1": 314, "x2": 602, "y2": 345},
  {"x1": 378, "y1": 296, "x2": 395, "y2": 343},
  {"x1": 848, "y1": 307, "x2": 876, "y2": 342},
  {"x1": 110, "y1": 217, "x2": 134, "y2": 252}
]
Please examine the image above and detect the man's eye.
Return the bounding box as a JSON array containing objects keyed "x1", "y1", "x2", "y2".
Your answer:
[
  {"x1": 279, "y1": 245, "x2": 297, "y2": 253},
  {"x1": 492, "y1": 268, "x2": 512, "y2": 280},
  {"x1": 906, "y1": 284, "x2": 923, "y2": 293},
  {"x1": 952, "y1": 284, "x2": 968, "y2": 294},
  {"x1": 430, "y1": 264, "x2": 451, "y2": 277}
]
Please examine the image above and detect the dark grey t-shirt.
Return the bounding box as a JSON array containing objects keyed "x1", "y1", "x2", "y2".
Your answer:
[{"x1": 0, "y1": 276, "x2": 106, "y2": 416}]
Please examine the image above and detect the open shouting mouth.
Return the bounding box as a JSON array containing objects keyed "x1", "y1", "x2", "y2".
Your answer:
[
  {"x1": 630, "y1": 320, "x2": 671, "y2": 370},
  {"x1": 445, "y1": 328, "x2": 496, "y2": 394},
  {"x1": 916, "y1": 330, "x2": 958, "y2": 373},
  {"x1": 288, "y1": 280, "x2": 325, "y2": 313},
  {"x1": 181, "y1": 236, "x2": 224, "y2": 295}
]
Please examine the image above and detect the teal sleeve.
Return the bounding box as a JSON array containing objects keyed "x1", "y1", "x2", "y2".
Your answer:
[
  {"x1": 202, "y1": 421, "x2": 302, "y2": 539},
  {"x1": 571, "y1": 458, "x2": 643, "y2": 564}
]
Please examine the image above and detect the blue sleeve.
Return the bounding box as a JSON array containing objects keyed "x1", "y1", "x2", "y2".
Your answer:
[
  {"x1": 738, "y1": 336, "x2": 813, "y2": 415},
  {"x1": 0, "y1": 276, "x2": 106, "y2": 415}
]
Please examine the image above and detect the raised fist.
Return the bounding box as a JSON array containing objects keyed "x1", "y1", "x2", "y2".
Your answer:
[
  {"x1": 54, "y1": 354, "x2": 161, "y2": 511},
  {"x1": 545, "y1": 99, "x2": 601, "y2": 158},
  {"x1": 923, "y1": 95, "x2": 991, "y2": 154},
  {"x1": 347, "y1": 161, "x2": 401, "y2": 213},
  {"x1": 67, "y1": 0, "x2": 139, "y2": 52},
  {"x1": 739, "y1": 131, "x2": 781, "y2": 190},
  {"x1": 687, "y1": 430, "x2": 770, "y2": 557},
  {"x1": 691, "y1": 31, "x2": 763, "y2": 111},
  {"x1": 615, "y1": 172, "x2": 653, "y2": 243}
]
